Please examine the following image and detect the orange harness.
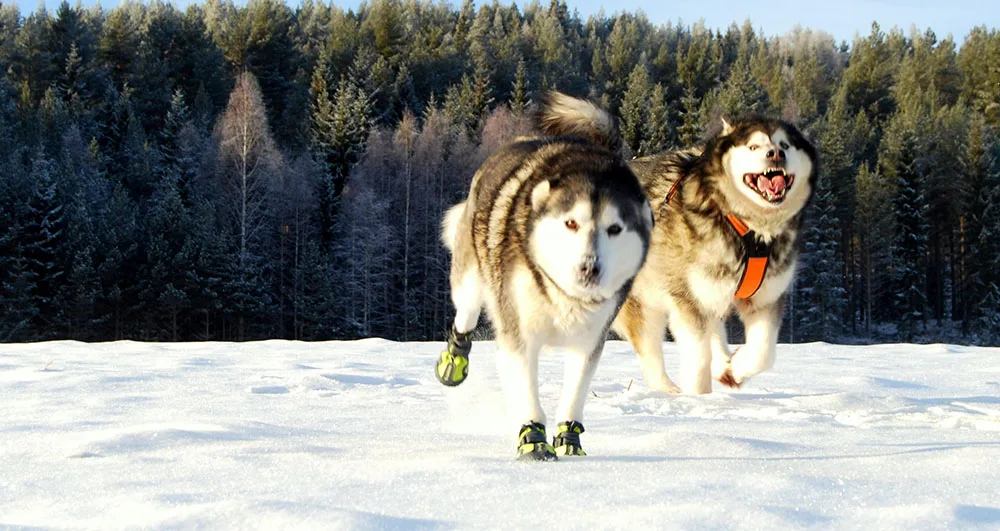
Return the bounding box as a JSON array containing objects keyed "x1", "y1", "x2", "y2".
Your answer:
[{"x1": 665, "y1": 178, "x2": 770, "y2": 300}]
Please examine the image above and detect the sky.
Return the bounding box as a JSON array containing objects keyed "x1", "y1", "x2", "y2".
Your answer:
[
  {"x1": 18, "y1": 0, "x2": 997, "y2": 45},
  {"x1": 562, "y1": 0, "x2": 995, "y2": 44}
]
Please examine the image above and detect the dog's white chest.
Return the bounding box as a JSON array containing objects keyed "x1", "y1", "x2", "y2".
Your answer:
[{"x1": 687, "y1": 268, "x2": 737, "y2": 317}]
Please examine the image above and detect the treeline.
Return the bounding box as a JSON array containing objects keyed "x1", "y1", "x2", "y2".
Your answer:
[{"x1": 1, "y1": 0, "x2": 998, "y2": 344}]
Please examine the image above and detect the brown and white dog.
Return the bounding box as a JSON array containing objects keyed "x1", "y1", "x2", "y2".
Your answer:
[{"x1": 613, "y1": 117, "x2": 817, "y2": 394}]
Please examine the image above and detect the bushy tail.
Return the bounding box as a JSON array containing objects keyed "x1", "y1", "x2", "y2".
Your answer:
[
  {"x1": 537, "y1": 91, "x2": 622, "y2": 153},
  {"x1": 441, "y1": 201, "x2": 467, "y2": 252}
]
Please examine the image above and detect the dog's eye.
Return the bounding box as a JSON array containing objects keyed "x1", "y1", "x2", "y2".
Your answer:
[
  {"x1": 565, "y1": 219, "x2": 578, "y2": 232},
  {"x1": 749, "y1": 145, "x2": 759, "y2": 151},
  {"x1": 779, "y1": 141, "x2": 789, "y2": 150},
  {"x1": 607, "y1": 224, "x2": 623, "y2": 237}
]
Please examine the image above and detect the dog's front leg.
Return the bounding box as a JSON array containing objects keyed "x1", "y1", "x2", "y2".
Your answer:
[
  {"x1": 496, "y1": 335, "x2": 557, "y2": 460},
  {"x1": 551, "y1": 338, "x2": 603, "y2": 456},
  {"x1": 556, "y1": 339, "x2": 602, "y2": 425},
  {"x1": 729, "y1": 300, "x2": 783, "y2": 385},
  {"x1": 709, "y1": 318, "x2": 733, "y2": 382},
  {"x1": 496, "y1": 335, "x2": 545, "y2": 427},
  {"x1": 667, "y1": 300, "x2": 713, "y2": 394}
]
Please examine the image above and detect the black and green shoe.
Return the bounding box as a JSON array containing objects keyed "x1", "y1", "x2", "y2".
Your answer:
[
  {"x1": 435, "y1": 326, "x2": 472, "y2": 387},
  {"x1": 516, "y1": 422, "x2": 557, "y2": 461},
  {"x1": 552, "y1": 421, "x2": 586, "y2": 457}
]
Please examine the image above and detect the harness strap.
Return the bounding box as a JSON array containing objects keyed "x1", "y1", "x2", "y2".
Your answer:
[
  {"x1": 664, "y1": 175, "x2": 684, "y2": 204},
  {"x1": 726, "y1": 215, "x2": 770, "y2": 300},
  {"x1": 663, "y1": 179, "x2": 770, "y2": 300}
]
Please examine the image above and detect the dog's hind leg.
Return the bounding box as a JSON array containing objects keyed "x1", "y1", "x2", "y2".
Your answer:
[
  {"x1": 614, "y1": 298, "x2": 681, "y2": 393},
  {"x1": 436, "y1": 213, "x2": 482, "y2": 387},
  {"x1": 450, "y1": 267, "x2": 482, "y2": 335},
  {"x1": 445, "y1": 203, "x2": 482, "y2": 335},
  {"x1": 666, "y1": 298, "x2": 713, "y2": 395}
]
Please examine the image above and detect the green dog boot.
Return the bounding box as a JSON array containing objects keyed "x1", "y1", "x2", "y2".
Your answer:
[
  {"x1": 553, "y1": 421, "x2": 586, "y2": 456},
  {"x1": 435, "y1": 326, "x2": 472, "y2": 387},
  {"x1": 516, "y1": 422, "x2": 557, "y2": 462}
]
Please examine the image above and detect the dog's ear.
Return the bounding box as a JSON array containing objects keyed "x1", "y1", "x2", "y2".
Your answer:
[
  {"x1": 642, "y1": 200, "x2": 654, "y2": 230},
  {"x1": 531, "y1": 180, "x2": 551, "y2": 211},
  {"x1": 719, "y1": 116, "x2": 734, "y2": 136}
]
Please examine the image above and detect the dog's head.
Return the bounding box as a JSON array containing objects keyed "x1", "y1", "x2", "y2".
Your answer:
[
  {"x1": 712, "y1": 117, "x2": 816, "y2": 214},
  {"x1": 527, "y1": 159, "x2": 653, "y2": 304}
]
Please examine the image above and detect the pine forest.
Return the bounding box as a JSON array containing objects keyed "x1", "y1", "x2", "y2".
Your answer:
[{"x1": 1, "y1": 0, "x2": 999, "y2": 345}]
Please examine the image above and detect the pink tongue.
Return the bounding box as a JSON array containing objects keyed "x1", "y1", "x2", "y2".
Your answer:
[{"x1": 758, "y1": 175, "x2": 787, "y2": 194}]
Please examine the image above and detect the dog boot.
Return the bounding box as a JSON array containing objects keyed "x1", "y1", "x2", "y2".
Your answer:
[
  {"x1": 435, "y1": 326, "x2": 472, "y2": 387},
  {"x1": 552, "y1": 421, "x2": 586, "y2": 456},
  {"x1": 516, "y1": 422, "x2": 557, "y2": 461}
]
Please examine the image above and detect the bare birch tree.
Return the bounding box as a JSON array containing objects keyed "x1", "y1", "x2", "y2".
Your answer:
[
  {"x1": 215, "y1": 71, "x2": 283, "y2": 338},
  {"x1": 216, "y1": 71, "x2": 283, "y2": 264}
]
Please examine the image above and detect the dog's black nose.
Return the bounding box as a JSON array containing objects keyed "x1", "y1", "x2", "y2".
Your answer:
[
  {"x1": 766, "y1": 149, "x2": 785, "y2": 161},
  {"x1": 578, "y1": 258, "x2": 600, "y2": 281}
]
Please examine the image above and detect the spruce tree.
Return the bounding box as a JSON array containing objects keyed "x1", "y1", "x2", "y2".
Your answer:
[
  {"x1": 97, "y1": 8, "x2": 138, "y2": 89},
  {"x1": 65, "y1": 245, "x2": 103, "y2": 340},
  {"x1": 96, "y1": 184, "x2": 142, "y2": 339},
  {"x1": 310, "y1": 73, "x2": 371, "y2": 244},
  {"x1": 882, "y1": 116, "x2": 930, "y2": 340},
  {"x1": 677, "y1": 84, "x2": 703, "y2": 146},
  {"x1": 854, "y1": 163, "x2": 894, "y2": 336},
  {"x1": 640, "y1": 83, "x2": 672, "y2": 154},
  {"x1": 0, "y1": 254, "x2": 39, "y2": 342},
  {"x1": 715, "y1": 44, "x2": 770, "y2": 117},
  {"x1": 967, "y1": 130, "x2": 1000, "y2": 341},
  {"x1": 791, "y1": 54, "x2": 822, "y2": 123},
  {"x1": 294, "y1": 241, "x2": 335, "y2": 339},
  {"x1": 10, "y1": 8, "x2": 57, "y2": 105},
  {"x1": 957, "y1": 26, "x2": 1000, "y2": 125},
  {"x1": 619, "y1": 63, "x2": 650, "y2": 156},
  {"x1": 510, "y1": 57, "x2": 530, "y2": 116},
  {"x1": 794, "y1": 171, "x2": 846, "y2": 341},
  {"x1": 443, "y1": 73, "x2": 490, "y2": 135},
  {"x1": 143, "y1": 176, "x2": 194, "y2": 340}
]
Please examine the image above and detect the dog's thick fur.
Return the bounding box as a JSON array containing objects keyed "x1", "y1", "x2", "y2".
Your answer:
[
  {"x1": 442, "y1": 92, "x2": 653, "y2": 442},
  {"x1": 612, "y1": 117, "x2": 817, "y2": 394}
]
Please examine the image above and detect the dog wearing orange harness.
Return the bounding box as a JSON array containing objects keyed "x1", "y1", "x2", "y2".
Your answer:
[{"x1": 612, "y1": 117, "x2": 817, "y2": 394}]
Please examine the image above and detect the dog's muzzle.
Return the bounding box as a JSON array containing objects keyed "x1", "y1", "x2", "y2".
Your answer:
[{"x1": 576, "y1": 255, "x2": 601, "y2": 286}]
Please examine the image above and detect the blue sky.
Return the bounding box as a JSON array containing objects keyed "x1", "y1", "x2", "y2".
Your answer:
[
  {"x1": 22, "y1": 0, "x2": 995, "y2": 45},
  {"x1": 566, "y1": 0, "x2": 994, "y2": 44}
]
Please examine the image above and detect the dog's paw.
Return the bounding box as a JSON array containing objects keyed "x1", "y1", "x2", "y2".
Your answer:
[
  {"x1": 711, "y1": 358, "x2": 732, "y2": 381},
  {"x1": 651, "y1": 377, "x2": 682, "y2": 394},
  {"x1": 717, "y1": 367, "x2": 741, "y2": 389}
]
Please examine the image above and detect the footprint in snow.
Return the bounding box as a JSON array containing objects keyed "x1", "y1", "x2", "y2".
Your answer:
[
  {"x1": 251, "y1": 385, "x2": 290, "y2": 394},
  {"x1": 321, "y1": 373, "x2": 419, "y2": 387}
]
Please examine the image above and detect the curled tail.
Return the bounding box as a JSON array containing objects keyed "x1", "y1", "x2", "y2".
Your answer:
[
  {"x1": 537, "y1": 91, "x2": 622, "y2": 153},
  {"x1": 441, "y1": 201, "x2": 467, "y2": 252}
]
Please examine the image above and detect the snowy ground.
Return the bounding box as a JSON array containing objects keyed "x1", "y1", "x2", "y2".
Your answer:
[{"x1": 1, "y1": 339, "x2": 999, "y2": 529}]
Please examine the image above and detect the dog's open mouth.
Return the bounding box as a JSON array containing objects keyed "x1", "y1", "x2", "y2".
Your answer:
[{"x1": 744, "y1": 169, "x2": 795, "y2": 203}]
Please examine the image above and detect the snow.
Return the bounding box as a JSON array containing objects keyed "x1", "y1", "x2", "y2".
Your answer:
[{"x1": 2, "y1": 339, "x2": 999, "y2": 529}]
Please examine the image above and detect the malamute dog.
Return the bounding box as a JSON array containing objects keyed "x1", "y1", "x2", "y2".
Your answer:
[
  {"x1": 436, "y1": 93, "x2": 653, "y2": 460},
  {"x1": 612, "y1": 117, "x2": 817, "y2": 394}
]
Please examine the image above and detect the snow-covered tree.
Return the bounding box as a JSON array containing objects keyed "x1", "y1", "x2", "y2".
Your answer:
[
  {"x1": 794, "y1": 170, "x2": 846, "y2": 341},
  {"x1": 881, "y1": 112, "x2": 930, "y2": 340},
  {"x1": 619, "y1": 62, "x2": 650, "y2": 156}
]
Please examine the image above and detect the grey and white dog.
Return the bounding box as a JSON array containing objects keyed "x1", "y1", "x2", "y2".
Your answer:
[
  {"x1": 612, "y1": 117, "x2": 817, "y2": 394},
  {"x1": 436, "y1": 93, "x2": 653, "y2": 460}
]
